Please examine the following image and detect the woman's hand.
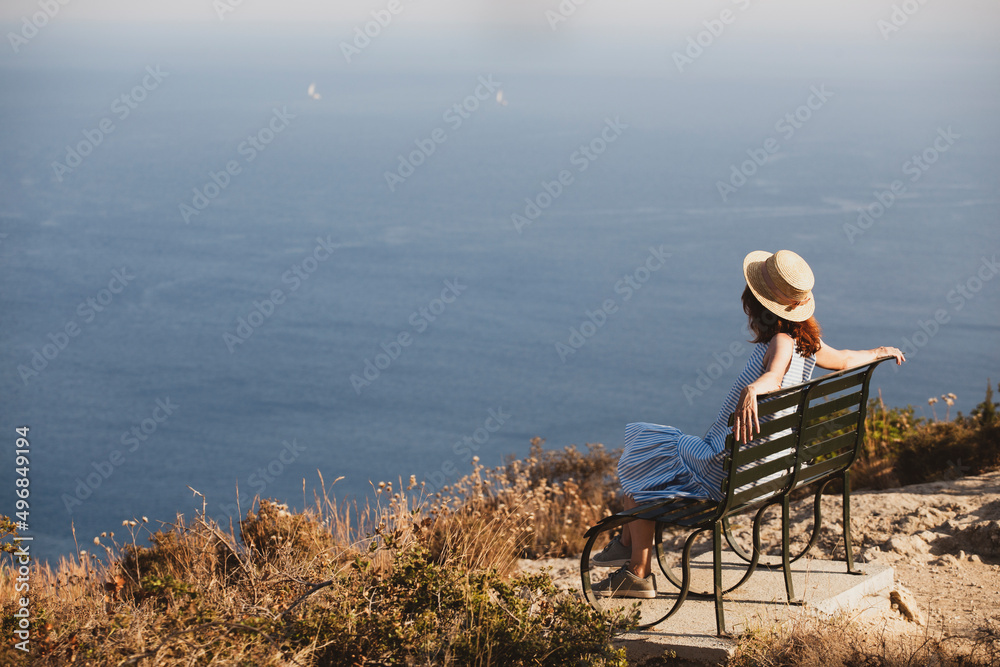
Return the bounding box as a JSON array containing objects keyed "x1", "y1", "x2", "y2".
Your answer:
[
  {"x1": 734, "y1": 334, "x2": 791, "y2": 443},
  {"x1": 733, "y1": 384, "x2": 759, "y2": 444},
  {"x1": 875, "y1": 346, "x2": 906, "y2": 365}
]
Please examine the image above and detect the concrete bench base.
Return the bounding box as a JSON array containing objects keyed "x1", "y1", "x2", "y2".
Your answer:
[{"x1": 610, "y1": 552, "x2": 894, "y2": 665}]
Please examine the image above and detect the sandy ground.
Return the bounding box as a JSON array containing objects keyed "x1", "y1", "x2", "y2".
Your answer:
[
  {"x1": 835, "y1": 470, "x2": 1000, "y2": 638},
  {"x1": 519, "y1": 469, "x2": 1000, "y2": 647}
]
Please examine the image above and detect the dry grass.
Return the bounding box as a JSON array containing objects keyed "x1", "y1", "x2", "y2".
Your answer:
[
  {"x1": 730, "y1": 613, "x2": 1000, "y2": 667},
  {"x1": 852, "y1": 384, "x2": 1000, "y2": 491},
  {"x1": 424, "y1": 438, "x2": 621, "y2": 562},
  {"x1": 0, "y1": 444, "x2": 628, "y2": 666}
]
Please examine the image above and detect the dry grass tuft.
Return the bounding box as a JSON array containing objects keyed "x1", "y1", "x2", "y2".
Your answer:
[
  {"x1": 730, "y1": 613, "x2": 1000, "y2": 667},
  {"x1": 421, "y1": 438, "x2": 621, "y2": 565}
]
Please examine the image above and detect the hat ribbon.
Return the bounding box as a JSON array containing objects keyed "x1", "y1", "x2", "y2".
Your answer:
[{"x1": 761, "y1": 263, "x2": 810, "y2": 308}]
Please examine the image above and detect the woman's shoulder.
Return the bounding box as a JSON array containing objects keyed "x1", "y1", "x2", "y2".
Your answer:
[{"x1": 766, "y1": 332, "x2": 796, "y2": 353}]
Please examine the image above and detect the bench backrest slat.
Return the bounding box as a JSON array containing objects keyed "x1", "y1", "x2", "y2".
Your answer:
[
  {"x1": 803, "y1": 389, "x2": 864, "y2": 423},
  {"x1": 732, "y1": 453, "x2": 796, "y2": 488},
  {"x1": 806, "y1": 371, "x2": 867, "y2": 400},
  {"x1": 801, "y1": 410, "x2": 864, "y2": 442},
  {"x1": 794, "y1": 450, "x2": 854, "y2": 486},
  {"x1": 756, "y1": 391, "x2": 802, "y2": 414},
  {"x1": 801, "y1": 430, "x2": 857, "y2": 460},
  {"x1": 729, "y1": 473, "x2": 794, "y2": 510},
  {"x1": 734, "y1": 431, "x2": 798, "y2": 465},
  {"x1": 743, "y1": 411, "x2": 801, "y2": 441}
]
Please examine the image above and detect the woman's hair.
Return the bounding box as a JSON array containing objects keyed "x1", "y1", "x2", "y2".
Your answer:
[{"x1": 741, "y1": 285, "x2": 822, "y2": 357}]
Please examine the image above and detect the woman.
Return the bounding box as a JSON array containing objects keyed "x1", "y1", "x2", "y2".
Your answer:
[{"x1": 591, "y1": 249, "x2": 905, "y2": 599}]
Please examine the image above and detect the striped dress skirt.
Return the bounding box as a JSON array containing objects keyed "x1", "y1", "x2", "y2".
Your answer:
[{"x1": 617, "y1": 424, "x2": 728, "y2": 503}]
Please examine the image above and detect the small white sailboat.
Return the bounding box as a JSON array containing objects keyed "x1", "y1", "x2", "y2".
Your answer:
[
  {"x1": 307, "y1": 83, "x2": 321, "y2": 100},
  {"x1": 496, "y1": 89, "x2": 508, "y2": 106}
]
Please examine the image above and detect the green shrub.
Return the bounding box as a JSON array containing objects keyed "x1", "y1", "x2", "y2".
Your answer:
[
  {"x1": 299, "y1": 540, "x2": 634, "y2": 666},
  {"x1": 852, "y1": 381, "x2": 1000, "y2": 490},
  {"x1": 971, "y1": 379, "x2": 997, "y2": 426}
]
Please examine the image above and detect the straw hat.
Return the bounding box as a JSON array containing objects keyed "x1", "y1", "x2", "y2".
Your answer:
[{"x1": 743, "y1": 250, "x2": 815, "y2": 322}]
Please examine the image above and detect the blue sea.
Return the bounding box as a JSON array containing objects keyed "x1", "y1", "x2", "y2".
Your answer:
[{"x1": 1, "y1": 24, "x2": 998, "y2": 562}]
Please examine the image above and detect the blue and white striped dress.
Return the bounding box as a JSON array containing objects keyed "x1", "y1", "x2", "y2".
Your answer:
[{"x1": 618, "y1": 341, "x2": 816, "y2": 503}]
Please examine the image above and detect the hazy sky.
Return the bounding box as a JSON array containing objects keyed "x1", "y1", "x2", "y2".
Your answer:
[{"x1": 0, "y1": 0, "x2": 996, "y2": 39}]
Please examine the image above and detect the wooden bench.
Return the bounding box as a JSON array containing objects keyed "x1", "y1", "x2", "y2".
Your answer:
[{"x1": 580, "y1": 357, "x2": 893, "y2": 635}]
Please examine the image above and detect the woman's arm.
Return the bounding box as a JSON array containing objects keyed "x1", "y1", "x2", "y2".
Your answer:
[
  {"x1": 814, "y1": 342, "x2": 906, "y2": 371},
  {"x1": 733, "y1": 333, "x2": 794, "y2": 444}
]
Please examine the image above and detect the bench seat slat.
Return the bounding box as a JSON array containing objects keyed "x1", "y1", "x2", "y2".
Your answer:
[
  {"x1": 670, "y1": 507, "x2": 720, "y2": 526},
  {"x1": 637, "y1": 500, "x2": 714, "y2": 523},
  {"x1": 608, "y1": 497, "x2": 718, "y2": 524}
]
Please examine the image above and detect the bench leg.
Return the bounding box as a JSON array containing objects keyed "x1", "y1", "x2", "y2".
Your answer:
[
  {"x1": 712, "y1": 522, "x2": 730, "y2": 637},
  {"x1": 842, "y1": 470, "x2": 862, "y2": 575},
  {"x1": 781, "y1": 496, "x2": 804, "y2": 605}
]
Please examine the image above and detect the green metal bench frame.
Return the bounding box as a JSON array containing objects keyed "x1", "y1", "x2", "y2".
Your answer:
[{"x1": 580, "y1": 357, "x2": 892, "y2": 636}]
